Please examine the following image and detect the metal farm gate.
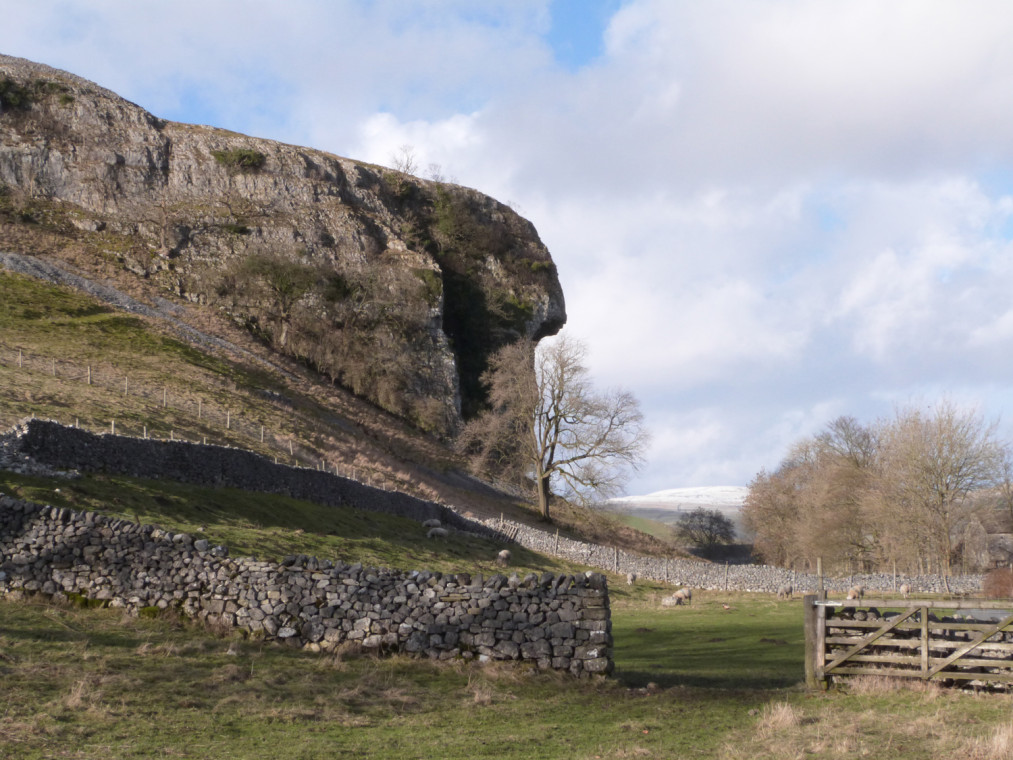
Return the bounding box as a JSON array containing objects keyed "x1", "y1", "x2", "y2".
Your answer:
[{"x1": 804, "y1": 595, "x2": 1013, "y2": 689}]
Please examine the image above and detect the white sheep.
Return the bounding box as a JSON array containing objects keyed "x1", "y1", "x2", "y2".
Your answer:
[
  {"x1": 626, "y1": 571, "x2": 637, "y2": 586},
  {"x1": 776, "y1": 584, "x2": 793, "y2": 600},
  {"x1": 846, "y1": 585, "x2": 864, "y2": 601},
  {"x1": 496, "y1": 549, "x2": 512, "y2": 566},
  {"x1": 661, "y1": 594, "x2": 683, "y2": 607},
  {"x1": 674, "y1": 587, "x2": 692, "y2": 604},
  {"x1": 422, "y1": 518, "x2": 441, "y2": 529},
  {"x1": 899, "y1": 583, "x2": 911, "y2": 598},
  {"x1": 427, "y1": 527, "x2": 448, "y2": 539}
]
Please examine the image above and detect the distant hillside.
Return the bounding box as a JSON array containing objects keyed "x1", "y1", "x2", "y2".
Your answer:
[{"x1": 609, "y1": 486, "x2": 749, "y2": 533}]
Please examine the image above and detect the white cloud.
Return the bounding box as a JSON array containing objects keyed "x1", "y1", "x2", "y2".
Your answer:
[{"x1": 5, "y1": 1, "x2": 1013, "y2": 494}]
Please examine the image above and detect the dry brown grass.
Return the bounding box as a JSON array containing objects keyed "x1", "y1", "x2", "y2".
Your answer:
[
  {"x1": 964, "y1": 723, "x2": 1013, "y2": 759},
  {"x1": 845, "y1": 674, "x2": 944, "y2": 698}
]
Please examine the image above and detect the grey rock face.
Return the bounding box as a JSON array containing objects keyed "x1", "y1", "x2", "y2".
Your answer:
[{"x1": 0, "y1": 55, "x2": 566, "y2": 431}]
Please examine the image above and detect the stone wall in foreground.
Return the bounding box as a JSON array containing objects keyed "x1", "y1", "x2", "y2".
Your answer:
[{"x1": 0, "y1": 495, "x2": 613, "y2": 675}]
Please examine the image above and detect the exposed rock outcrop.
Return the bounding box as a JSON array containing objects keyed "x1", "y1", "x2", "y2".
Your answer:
[{"x1": 0, "y1": 54, "x2": 565, "y2": 433}]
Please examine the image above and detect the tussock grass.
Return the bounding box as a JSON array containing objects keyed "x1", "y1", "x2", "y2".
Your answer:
[{"x1": 4, "y1": 592, "x2": 1013, "y2": 759}]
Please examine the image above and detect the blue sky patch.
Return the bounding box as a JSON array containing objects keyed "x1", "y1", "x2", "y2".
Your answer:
[{"x1": 546, "y1": 0, "x2": 624, "y2": 70}]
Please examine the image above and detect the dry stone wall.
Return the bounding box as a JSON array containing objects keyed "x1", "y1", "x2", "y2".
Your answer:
[
  {"x1": 0, "y1": 494, "x2": 613, "y2": 675},
  {"x1": 1, "y1": 419, "x2": 983, "y2": 598}
]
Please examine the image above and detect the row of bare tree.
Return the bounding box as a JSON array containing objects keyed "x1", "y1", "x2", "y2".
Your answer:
[{"x1": 743, "y1": 402, "x2": 1013, "y2": 585}]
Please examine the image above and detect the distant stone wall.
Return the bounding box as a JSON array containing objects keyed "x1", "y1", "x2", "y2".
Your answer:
[
  {"x1": 10, "y1": 419, "x2": 492, "y2": 536},
  {"x1": 483, "y1": 518, "x2": 984, "y2": 597},
  {"x1": 0, "y1": 495, "x2": 613, "y2": 675},
  {"x1": 2, "y1": 419, "x2": 984, "y2": 597}
]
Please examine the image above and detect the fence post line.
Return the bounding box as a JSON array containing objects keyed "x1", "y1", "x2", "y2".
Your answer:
[
  {"x1": 554, "y1": 529, "x2": 559, "y2": 555},
  {"x1": 163, "y1": 388, "x2": 167, "y2": 408},
  {"x1": 613, "y1": 546, "x2": 618, "y2": 573},
  {"x1": 198, "y1": 400, "x2": 202, "y2": 420},
  {"x1": 18, "y1": 348, "x2": 22, "y2": 368},
  {"x1": 226, "y1": 411, "x2": 230, "y2": 429},
  {"x1": 260, "y1": 425, "x2": 264, "y2": 443},
  {"x1": 143, "y1": 425, "x2": 147, "y2": 439},
  {"x1": 111, "y1": 420, "x2": 115, "y2": 435},
  {"x1": 87, "y1": 366, "x2": 91, "y2": 385},
  {"x1": 124, "y1": 377, "x2": 128, "y2": 395},
  {"x1": 289, "y1": 440, "x2": 294, "y2": 456}
]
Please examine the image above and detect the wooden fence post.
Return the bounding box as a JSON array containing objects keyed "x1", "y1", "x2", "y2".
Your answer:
[
  {"x1": 18, "y1": 348, "x2": 22, "y2": 368},
  {"x1": 804, "y1": 594, "x2": 826, "y2": 690},
  {"x1": 226, "y1": 411, "x2": 231, "y2": 429}
]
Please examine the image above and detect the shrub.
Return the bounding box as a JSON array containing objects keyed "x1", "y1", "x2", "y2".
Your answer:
[
  {"x1": 212, "y1": 148, "x2": 266, "y2": 172},
  {"x1": 0, "y1": 77, "x2": 34, "y2": 110}
]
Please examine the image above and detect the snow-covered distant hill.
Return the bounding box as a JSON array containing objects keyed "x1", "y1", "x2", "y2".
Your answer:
[{"x1": 608, "y1": 486, "x2": 749, "y2": 529}]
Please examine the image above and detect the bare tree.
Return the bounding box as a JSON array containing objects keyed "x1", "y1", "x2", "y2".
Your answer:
[
  {"x1": 872, "y1": 401, "x2": 1004, "y2": 589},
  {"x1": 459, "y1": 333, "x2": 648, "y2": 521},
  {"x1": 390, "y1": 144, "x2": 418, "y2": 176},
  {"x1": 676, "y1": 507, "x2": 735, "y2": 558},
  {"x1": 742, "y1": 416, "x2": 876, "y2": 572}
]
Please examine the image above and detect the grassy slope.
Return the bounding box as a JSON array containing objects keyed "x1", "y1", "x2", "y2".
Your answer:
[{"x1": 0, "y1": 268, "x2": 677, "y2": 555}]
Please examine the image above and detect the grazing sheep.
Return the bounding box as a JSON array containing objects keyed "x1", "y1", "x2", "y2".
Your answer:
[
  {"x1": 496, "y1": 549, "x2": 512, "y2": 566},
  {"x1": 847, "y1": 585, "x2": 865, "y2": 601},
  {"x1": 661, "y1": 595, "x2": 683, "y2": 607},
  {"x1": 427, "y1": 527, "x2": 448, "y2": 539},
  {"x1": 626, "y1": 572, "x2": 638, "y2": 586},
  {"x1": 899, "y1": 583, "x2": 911, "y2": 598},
  {"x1": 674, "y1": 587, "x2": 692, "y2": 604},
  {"x1": 422, "y1": 518, "x2": 441, "y2": 529},
  {"x1": 776, "y1": 584, "x2": 793, "y2": 600}
]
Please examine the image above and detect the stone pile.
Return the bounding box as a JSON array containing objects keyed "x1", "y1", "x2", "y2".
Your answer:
[{"x1": 0, "y1": 495, "x2": 613, "y2": 675}]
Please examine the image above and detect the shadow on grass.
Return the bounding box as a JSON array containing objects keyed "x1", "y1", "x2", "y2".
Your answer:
[{"x1": 612, "y1": 602, "x2": 805, "y2": 690}]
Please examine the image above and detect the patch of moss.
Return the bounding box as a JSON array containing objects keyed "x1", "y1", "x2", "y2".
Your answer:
[{"x1": 212, "y1": 148, "x2": 266, "y2": 172}]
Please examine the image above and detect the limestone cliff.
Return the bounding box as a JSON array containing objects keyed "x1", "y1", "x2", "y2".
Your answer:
[{"x1": 0, "y1": 55, "x2": 565, "y2": 433}]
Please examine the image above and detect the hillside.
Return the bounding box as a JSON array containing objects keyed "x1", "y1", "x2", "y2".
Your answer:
[{"x1": 0, "y1": 54, "x2": 565, "y2": 435}]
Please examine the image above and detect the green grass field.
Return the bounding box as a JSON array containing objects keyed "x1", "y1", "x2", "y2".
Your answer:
[{"x1": 3, "y1": 472, "x2": 1012, "y2": 758}]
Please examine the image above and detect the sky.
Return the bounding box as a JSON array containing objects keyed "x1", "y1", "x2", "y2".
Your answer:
[{"x1": 4, "y1": 1, "x2": 1013, "y2": 496}]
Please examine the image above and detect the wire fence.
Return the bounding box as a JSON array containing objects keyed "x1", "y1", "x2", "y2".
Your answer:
[{"x1": 0, "y1": 342, "x2": 407, "y2": 492}]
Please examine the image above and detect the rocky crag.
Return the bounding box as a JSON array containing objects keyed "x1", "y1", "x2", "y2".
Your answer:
[{"x1": 0, "y1": 55, "x2": 565, "y2": 433}]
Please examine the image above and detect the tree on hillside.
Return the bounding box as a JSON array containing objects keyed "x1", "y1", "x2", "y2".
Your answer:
[
  {"x1": 458, "y1": 333, "x2": 648, "y2": 521},
  {"x1": 675, "y1": 507, "x2": 735, "y2": 558}
]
